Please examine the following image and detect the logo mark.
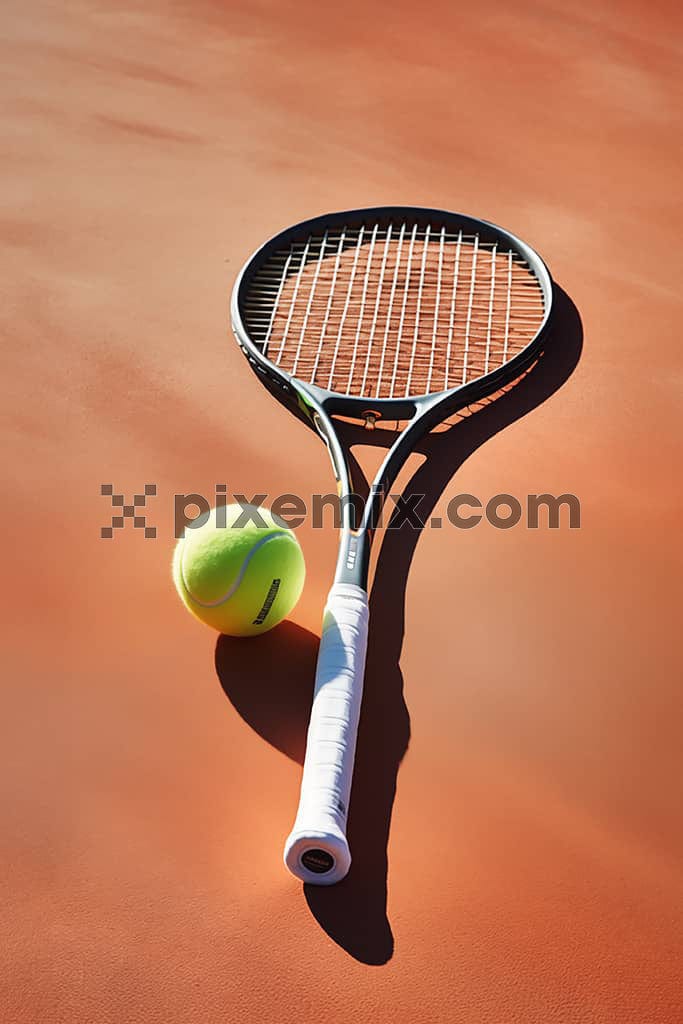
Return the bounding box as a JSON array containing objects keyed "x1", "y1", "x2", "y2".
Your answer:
[
  {"x1": 101, "y1": 484, "x2": 157, "y2": 538},
  {"x1": 253, "y1": 578, "x2": 281, "y2": 625},
  {"x1": 300, "y1": 849, "x2": 334, "y2": 874}
]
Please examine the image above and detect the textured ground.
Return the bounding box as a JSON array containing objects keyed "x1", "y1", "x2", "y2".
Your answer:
[{"x1": 3, "y1": 1, "x2": 681, "y2": 1021}]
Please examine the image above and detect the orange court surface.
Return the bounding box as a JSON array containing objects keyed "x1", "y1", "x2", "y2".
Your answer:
[{"x1": 3, "y1": 1, "x2": 682, "y2": 1022}]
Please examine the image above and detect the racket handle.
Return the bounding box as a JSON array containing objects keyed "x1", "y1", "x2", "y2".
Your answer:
[{"x1": 283, "y1": 582, "x2": 369, "y2": 884}]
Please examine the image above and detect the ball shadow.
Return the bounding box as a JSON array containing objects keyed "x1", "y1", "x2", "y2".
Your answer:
[
  {"x1": 216, "y1": 621, "x2": 317, "y2": 766},
  {"x1": 216, "y1": 284, "x2": 583, "y2": 964}
]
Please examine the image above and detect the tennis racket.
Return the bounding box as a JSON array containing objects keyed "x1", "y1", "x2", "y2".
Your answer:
[{"x1": 230, "y1": 206, "x2": 553, "y2": 885}]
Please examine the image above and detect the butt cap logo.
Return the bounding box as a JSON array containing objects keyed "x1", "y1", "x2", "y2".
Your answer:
[{"x1": 301, "y1": 849, "x2": 334, "y2": 874}]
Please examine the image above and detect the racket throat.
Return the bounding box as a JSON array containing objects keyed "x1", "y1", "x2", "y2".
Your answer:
[{"x1": 336, "y1": 529, "x2": 371, "y2": 587}]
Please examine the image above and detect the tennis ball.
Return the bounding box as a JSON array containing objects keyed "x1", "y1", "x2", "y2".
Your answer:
[{"x1": 172, "y1": 504, "x2": 305, "y2": 636}]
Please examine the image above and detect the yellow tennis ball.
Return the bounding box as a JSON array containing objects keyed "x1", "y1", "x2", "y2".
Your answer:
[{"x1": 172, "y1": 504, "x2": 305, "y2": 636}]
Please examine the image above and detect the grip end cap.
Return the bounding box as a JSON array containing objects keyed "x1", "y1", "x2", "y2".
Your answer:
[{"x1": 284, "y1": 827, "x2": 351, "y2": 885}]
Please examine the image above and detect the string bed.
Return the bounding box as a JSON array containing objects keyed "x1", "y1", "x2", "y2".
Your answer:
[{"x1": 242, "y1": 222, "x2": 546, "y2": 398}]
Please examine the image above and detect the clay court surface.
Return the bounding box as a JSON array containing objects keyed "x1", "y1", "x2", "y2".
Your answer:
[{"x1": 3, "y1": 1, "x2": 682, "y2": 1021}]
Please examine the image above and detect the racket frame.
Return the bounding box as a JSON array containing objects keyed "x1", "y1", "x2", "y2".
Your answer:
[{"x1": 230, "y1": 206, "x2": 553, "y2": 589}]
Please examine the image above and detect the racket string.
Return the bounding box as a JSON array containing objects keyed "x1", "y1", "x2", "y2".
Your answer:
[{"x1": 244, "y1": 221, "x2": 545, "y2": 399}]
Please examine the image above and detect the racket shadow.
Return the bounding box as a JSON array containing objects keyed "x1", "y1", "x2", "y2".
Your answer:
[
  {"x1": 216, "y1": 285, "x2": 582, "y2": 965},
  {"x1": 215, "y1": 615, "x2": 403, "y2": 964}
]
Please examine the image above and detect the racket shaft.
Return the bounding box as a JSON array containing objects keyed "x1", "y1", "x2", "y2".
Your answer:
[{"x1": 283, "y1": 582, "x2": 369, "y2": 884}]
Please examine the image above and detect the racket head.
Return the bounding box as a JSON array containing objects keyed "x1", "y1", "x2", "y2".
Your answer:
[{"x1": 230, "y1": 206, "x2": 553, "y2": 423}]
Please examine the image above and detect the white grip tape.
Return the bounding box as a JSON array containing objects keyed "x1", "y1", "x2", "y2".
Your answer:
[{"x1": 283, "y1": 582, "x2": 369, "y2": 884}]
